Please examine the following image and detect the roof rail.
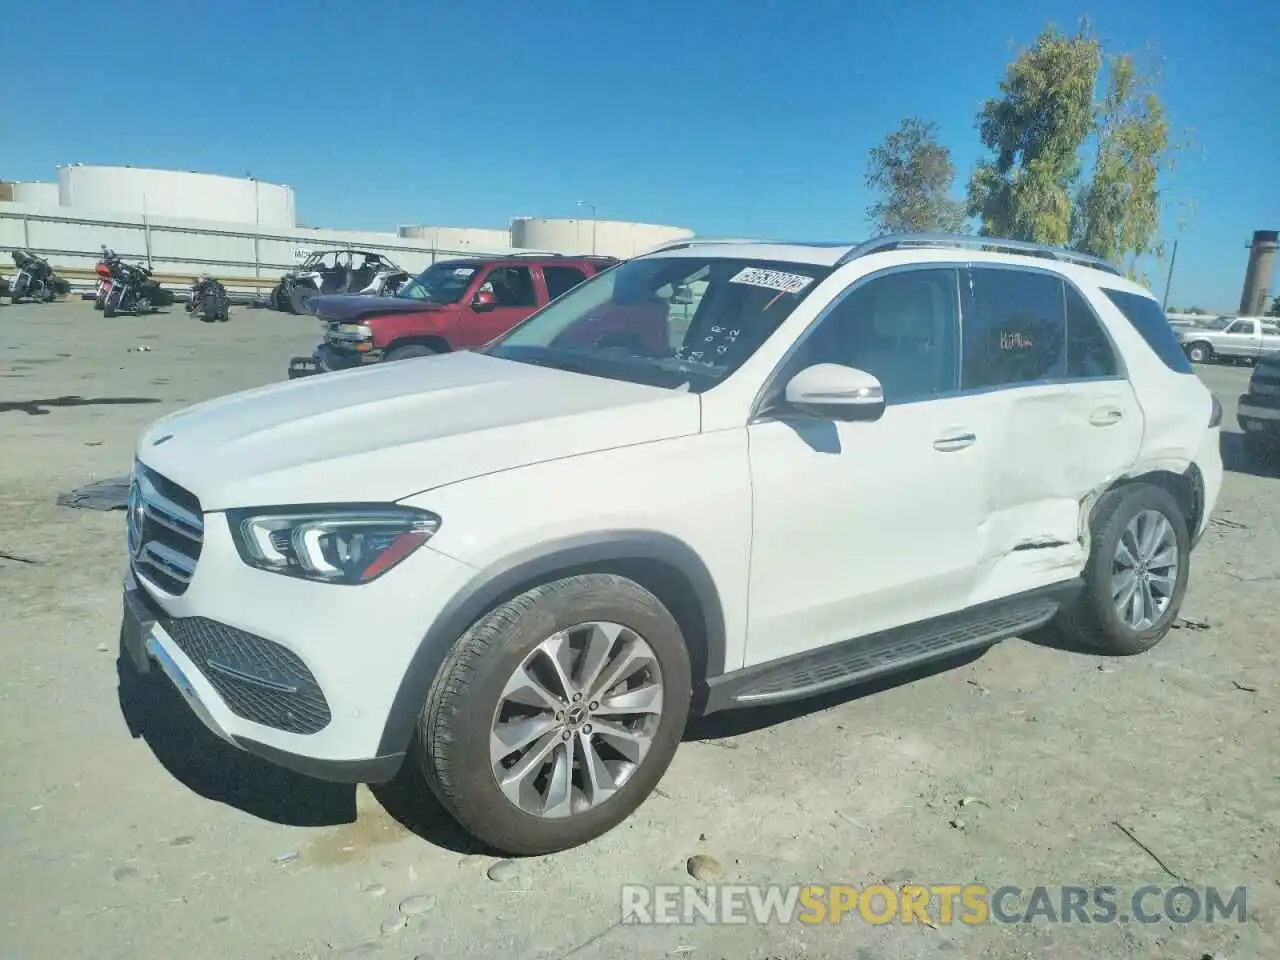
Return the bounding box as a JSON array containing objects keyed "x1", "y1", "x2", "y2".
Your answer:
[
  {"x1": 835, "y1": 232, "x2": 1123, "y2": 275},
  {"x1": 638, "y1": 236, "x2": 764, "y2": 256}
]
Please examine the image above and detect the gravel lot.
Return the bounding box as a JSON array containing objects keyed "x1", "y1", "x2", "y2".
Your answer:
[{"x1": 1, "y1": 300, "x2": 1276, "y2": 960}]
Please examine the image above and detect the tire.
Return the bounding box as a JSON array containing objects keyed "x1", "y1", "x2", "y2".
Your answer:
[
  {"x1": 416, "y1": 574, "x2": 692, "y2": 856},
  {"x1": 103, "y1": 287, "x2": 124, "y2": 318},
  {"x1": 1053, "y1": 483, "x2": 1191, "y2": 656},
  {"x1": 385, "y1": 344, "x2": 437, "y2": 361},
  {"x1": 1243, "y1": 433, "x2": 1275, "y2": 466},
  {"x1": 1186, "y1": 341, "x2": 1212, "y2": 364},
  {"x1": 290, "y1": 284, "x2": 318, "y2": 315}
]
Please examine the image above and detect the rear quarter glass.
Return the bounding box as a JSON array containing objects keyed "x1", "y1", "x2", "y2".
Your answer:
[{"x1": 1100, "y1": 288, "x2": 1194, "y2": 374}]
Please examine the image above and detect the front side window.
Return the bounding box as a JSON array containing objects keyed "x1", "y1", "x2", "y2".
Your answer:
[
  {"x1": 483, "y1": 257, "x2": 833, "y2": 391},
  {"x1": 961, "y1": 267, "x2": 1065, "y2": 389},
  {"x1": 396, "y1": 263, "x2": 479, "y2": 304},
  {"x1": 1225, "y1": 319, "x2": 1253, "y2": 335},
  {"x1": 791, "y1": 268, "x2": 960, "y2": 402},
  {"x1": 481, "y1": 266, "x2": 537, "y2": 307}
]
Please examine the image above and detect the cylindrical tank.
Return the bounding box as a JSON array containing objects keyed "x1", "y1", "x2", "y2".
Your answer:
[
  {"x1": 509, "y1": 218, "x2": 693, "y2": 258},
  {"x1": 397, "y1": 225, "x2": 511, "y2": 251},
  {"x1": 1240, "y1": 230, "x2": 1279, "y2": 316},
  {"x1": 9, "y1": 181, "x2": 60, "y2": 207},
  {"x1": 56, "y1": 164, "x2": 295, "y2": 227}
]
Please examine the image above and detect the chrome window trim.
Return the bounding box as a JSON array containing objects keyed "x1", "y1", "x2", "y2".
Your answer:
[{"x1": 748, "y1": 260, "x2": 1129, "y2": 424}]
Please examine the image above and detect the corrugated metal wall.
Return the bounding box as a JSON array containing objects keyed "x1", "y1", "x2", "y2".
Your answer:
[{"x1": 0, "y1": 203, "x2": 534, "y2": 283}]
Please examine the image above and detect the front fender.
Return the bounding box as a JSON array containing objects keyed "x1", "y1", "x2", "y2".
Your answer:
[{"x1": 374, "y1": 530, "x2": 727, "y2": 756}]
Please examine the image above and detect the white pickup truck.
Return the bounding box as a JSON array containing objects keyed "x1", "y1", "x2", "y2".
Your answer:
[{"x1": 1176, "y1": 316, "x2": 1280, "y2": 364}]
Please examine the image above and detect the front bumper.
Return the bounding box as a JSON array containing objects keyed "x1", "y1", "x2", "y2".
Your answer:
[
  {"x1": 287, "y1": 341, "x2": 379, "y2": 379},
  {"x1": 122, "y1": 512, "x2": 478, "y2": 781},
  {"x1": 1237, "y1": 396, "x2": 1280, "y2": 439}
]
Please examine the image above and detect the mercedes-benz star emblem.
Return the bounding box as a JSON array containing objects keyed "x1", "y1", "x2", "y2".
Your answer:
[{"x1": 127, "y1": 485, "x2": 146, "y2": 560}]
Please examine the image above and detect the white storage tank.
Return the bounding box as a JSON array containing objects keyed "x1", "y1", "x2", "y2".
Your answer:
[
  {"x1": 510, "y1": 217, "x2": 693, "y2": 258},
  {"x1": 56, "y1": 164, "x2": 296, "y2": 227},
  {"x1": 10, "y1": 181, "x2": 61, "y2": 208},
  {"x1": 398, "y1": 225, "x2": 512, "y2": 252}
]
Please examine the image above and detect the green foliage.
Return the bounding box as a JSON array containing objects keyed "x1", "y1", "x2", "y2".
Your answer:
[
  {"x1": 1072, "y1": 54, "x2": 1173, "y2": 274},
  {"x1": 865, "y1": 118, "x2": 966, "y2": 234},
  {"x1": 966, "y1": 23, "x2": 1100, "y2": 245},
  {"x1": 962, "y1": 19, "x2": 1183, "y2": 273},
  {"x1": 1268, "y1": 295, "x2": 1280, "y2": 318}
]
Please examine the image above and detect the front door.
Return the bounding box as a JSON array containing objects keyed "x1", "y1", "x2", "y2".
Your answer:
[
  {"x1": 745, "y1": 266, "x2": 991, "y2": 666},
  {"x1": 454, "y1": 265, "x2": 541, "y2": 349}
]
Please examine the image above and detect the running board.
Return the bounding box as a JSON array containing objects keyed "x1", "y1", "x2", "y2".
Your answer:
[{"x1": 700, "y1": 579, "x2": 1082, "y2": 713}]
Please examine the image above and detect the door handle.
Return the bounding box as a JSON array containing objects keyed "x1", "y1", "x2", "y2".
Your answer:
[
  {"x1": 933, "y1": 431, "x2": 976, "y2": 452},
  {"x1": 1089, "y1": 407, "x2": 1124, "y2": 427}
]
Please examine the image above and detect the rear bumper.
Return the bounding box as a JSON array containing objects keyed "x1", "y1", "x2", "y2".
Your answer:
[{"x1": 1238, "y1": 397, "x2": 1280, "y2": 438}]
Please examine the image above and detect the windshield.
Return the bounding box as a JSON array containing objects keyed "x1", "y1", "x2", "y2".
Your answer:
[
  {"x1": 397, "y1": 263, "x2": 480, "y2": 304},
  {"x1": 481, "y1": 257, "x2": 833, "y2": 391}
]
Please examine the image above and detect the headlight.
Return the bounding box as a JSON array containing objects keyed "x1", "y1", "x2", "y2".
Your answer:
[{"x1": 227, "y1": 506, "x2": 440, "y2": 584}]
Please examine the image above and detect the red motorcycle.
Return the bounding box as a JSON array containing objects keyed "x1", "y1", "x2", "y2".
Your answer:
[{"x1": 93, "y1": 247, "x2": 122, "y2": 310}]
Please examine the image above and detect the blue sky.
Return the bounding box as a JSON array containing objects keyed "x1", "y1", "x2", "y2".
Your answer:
[{"x1": 4, "y1": 0, "x2": 1277, "y2": 311}]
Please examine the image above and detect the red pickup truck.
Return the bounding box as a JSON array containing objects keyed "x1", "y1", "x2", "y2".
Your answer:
[{"x1": 288, "y1": 254, "x2": 618, "y2": 377}]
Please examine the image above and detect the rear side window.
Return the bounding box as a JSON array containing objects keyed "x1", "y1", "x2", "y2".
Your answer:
[
  {"x1": 1100, "y1": 289, "x2": 1193, "y2": 373},
  {"x1": 543, "y1": 266, "x2": 588, "y2": 300},
  {"x1": 961, "y1": 268, "x2": 1065, "y2": 389},
  {"x1": 1064, "y1": 284, "x2": 1119, "y2": 378}
]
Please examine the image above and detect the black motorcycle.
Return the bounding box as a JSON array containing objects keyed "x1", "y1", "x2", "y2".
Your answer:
[
  {"x1": 10, "y1": 250, "x2": 70, "y2": 303},
  {"x1": 102, "y1": 259, "x2": 175, "y2": 317},
  {"x1": 187, "y1": 275, "x2": 231, "y2": 322}
]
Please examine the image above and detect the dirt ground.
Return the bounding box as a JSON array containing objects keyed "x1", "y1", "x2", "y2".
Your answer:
[{"x1": 1, "y1": 300, "x2": 1276, "y2": 960}]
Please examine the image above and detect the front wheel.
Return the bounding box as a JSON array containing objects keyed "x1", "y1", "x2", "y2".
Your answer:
[
  {"x1": 384, "y1": 344, "x2": 437, "y2": 362},
  {"x1": 1053, "y1": 483, "x2": 1191, "y2": 655},
  {"x1": 289, "y1": 284, "x2": 318, "y2": 315},
  {"x1": 416, "y1": 574, "x2": 692, "y2": 856},
  {"x1": 1186, "y1": 341, "x2": 1212, "y2": 364}
]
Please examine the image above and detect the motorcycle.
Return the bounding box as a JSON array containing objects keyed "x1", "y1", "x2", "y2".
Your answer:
[
  {"x1": 101, "y1": 259, "x2": 175, "y2": 317},
  {"x1": 10, "y1": 250, "x2": 70, "y2": 303},
  {"x1": 92, "y1": 247, "x2": 124, "y2": 309},
  {"x1": 187, "y1": 275, "x2": 231, "y2": 322}
]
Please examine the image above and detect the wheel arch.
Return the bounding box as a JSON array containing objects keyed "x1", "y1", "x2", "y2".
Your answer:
[
  {"x1": 1097, "y1": 465, "x2": 1205, "y2": 542},
  {"x1": 385, "y1": 334, "x2": 452, "y2": 355},
  {"x1": 375, "y1": 531, "x2": 727, "y2": 756}
]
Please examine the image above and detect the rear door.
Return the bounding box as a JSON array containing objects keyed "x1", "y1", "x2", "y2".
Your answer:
[
  {"x1": 540, "y1": 264, "x2": 590, "y2": 303},
  {"x1": 958, "y1": 266, "x2": 1142, "y2": 600},
  {"x1": 454, "y1": 264, "x2": 540, "y2": 348}
]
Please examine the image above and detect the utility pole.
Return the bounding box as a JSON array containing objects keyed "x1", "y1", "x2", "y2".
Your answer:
[
  {"x1": 1161, "y1": 239, "x2": 1178, "y2": 311},
  {"x1": 576, "y1": 200, "x2": 597, "y2": 255}
]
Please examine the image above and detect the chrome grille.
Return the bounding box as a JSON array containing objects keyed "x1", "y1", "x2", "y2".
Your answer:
[{"x1": 129, "y1": 464, "x2": 203, "y2": 596}]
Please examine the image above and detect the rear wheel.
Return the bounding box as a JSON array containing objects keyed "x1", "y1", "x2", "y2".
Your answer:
[
  {"x1": 102, "y1": 287, "x2": 124, "y2": 318},
  {"x1": 416, "y1": 574, "x2": 692, "y2": 855},
  {"x1": 385, "y1": 344, "x2": 437, "y2": 361},
  {"x1": 1054, "y1": 483, "x2": 1190, "y2": 655}
]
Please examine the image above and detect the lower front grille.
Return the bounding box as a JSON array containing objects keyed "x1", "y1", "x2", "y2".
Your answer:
[{"x1": 164, "y1": 617, "x2": 332, "y2": 735}]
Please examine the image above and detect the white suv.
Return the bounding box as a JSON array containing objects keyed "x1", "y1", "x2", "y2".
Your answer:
[{"x1": 121, "y1": 234, "x2": 1223, "y2": 855}]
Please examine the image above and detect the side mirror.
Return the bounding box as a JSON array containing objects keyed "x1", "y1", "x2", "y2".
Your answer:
[
  {"x1": 784, "y1": 363, "x2": 885, "y2": 422},
  {"x1": 472, "y1": 289, "x2": 497, "y2": 311}
]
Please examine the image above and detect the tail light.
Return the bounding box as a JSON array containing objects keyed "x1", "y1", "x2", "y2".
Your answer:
[
  {"x1": 1209, "y1": 393, "x2": 1222, "y2": 428},
  {"x1": 95, "y1": 264, "x2": 111, "y2": 277}
]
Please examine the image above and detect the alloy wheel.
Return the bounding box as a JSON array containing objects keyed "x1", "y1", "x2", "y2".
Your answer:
[
  {"x1": 489, "y1": 621, "x2": 664, "y2": 819},
  {"x1": 1111, "y1": 509, "x2": 1179, "y2": 630}
]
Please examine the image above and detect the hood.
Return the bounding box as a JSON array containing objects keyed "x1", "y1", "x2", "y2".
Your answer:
[
  {"x1": 136, "y1": 351, "x2": 701, "y2": 510},
  {"x1": 312, "y1": 294, "x2": 444, "y2": 323}
]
